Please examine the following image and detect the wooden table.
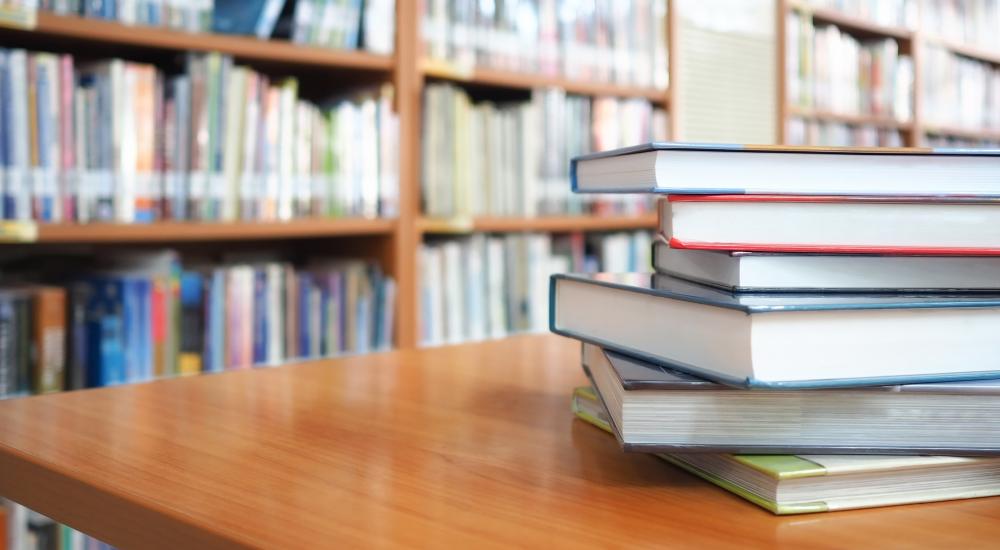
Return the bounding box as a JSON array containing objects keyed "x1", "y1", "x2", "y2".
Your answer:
[{"x1": 1, "y1": 335, "x2": 999, "y2": 548}]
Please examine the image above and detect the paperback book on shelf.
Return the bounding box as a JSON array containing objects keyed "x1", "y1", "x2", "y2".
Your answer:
[
  {"x1": 571, "y1": 385, "x2": 1000, "y2": 515},
  {"x1": 550, "y1": 272, "x2": 1000, "y2": 389},
  {"x1": 0, "y1": 47, "x2": 400, "y2": 223},
  {"x1": 579, "y1": 342, "x2": 1000, "y2": 454}
]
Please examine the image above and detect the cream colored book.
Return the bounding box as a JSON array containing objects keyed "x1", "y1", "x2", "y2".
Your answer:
[{"x1": 572, "y1": 386, "x2": 1000, "y2": 514}]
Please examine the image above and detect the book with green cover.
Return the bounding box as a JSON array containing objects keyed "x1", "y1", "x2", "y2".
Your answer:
[{"x1": 572, "y1": 386, "x2": 1000, "y2": 514}]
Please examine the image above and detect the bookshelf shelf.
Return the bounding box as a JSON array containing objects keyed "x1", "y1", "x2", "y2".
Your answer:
[
  {"x1": 786, "y1": 0, "x2": 913, "y2": 42},
  {"x1": 925, "y1": 35, "x2": 1000, "y2": 67},
  {"x1": 786, "y1": 106, "x2": 913, "y2": 130},
  {"x1": 923, "y1": 125, "x2": 1000, "y2": 142},
  {"x1": 33, "y1": 218, "x2": 396, "y2": 243},
  {"x1": 419, "y1": 214, "x2": 658, "y2": 234},
  {"x1": 423, "y1": 61, "x2": 669, "y2": 104},
  {"x1": 15, "y1": 12, "x2": 395, "y2": 72}
]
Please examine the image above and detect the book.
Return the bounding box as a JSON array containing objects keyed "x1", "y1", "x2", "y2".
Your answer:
[
  {"x1": 211, "y1": 0, "x2": 285, "y2": 38},
  {"x1": 420, "y1": 231, "x2": 650, "y2": 346},
  {"x1": 571, "y1": 385, "x2": 1000, "y2": 514},
  {"x1": 660, "y1": 195, "x2": 1000, "y2": 254},
  {"x1": 421, "y1": 83, "x2": 665, "y2": 219},
  {"x1": 570, "y1": 143, "x2": 1000, "y2": 196},
  {"x1": 550, "y1": 272, "x2": 1000, "y2": 388},
  {"x1": 1, "y1": 47, "x2": 399, "y2": 223},
  {"x1": 653, "y1": 239, "x2": 1000, "y2": 292},
  {"x1": 581, "y1": 342, "x2": 1000, "y2": 454}
]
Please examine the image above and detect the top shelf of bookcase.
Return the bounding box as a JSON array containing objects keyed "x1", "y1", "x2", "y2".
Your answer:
[
  {"x1": 423, "y1": 61, "x2": 669, "y2": 104},
  {"x1": 9, "y1": 12, "x2": 394, "y2": 72},
  {"x1": 787, "y1": 1, "x2": 913, "y2": 42}
]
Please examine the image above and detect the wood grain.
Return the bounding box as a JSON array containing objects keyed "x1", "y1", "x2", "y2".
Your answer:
[
  {"x1": 23, "y1": 12, "x2": 393, "y2": 71},
  {"x1": 33, "y1": 218, "x2": 396, "y2": 243},
  {"x1": 1, "y1": 335, "x2": 999, "y2": 548}
]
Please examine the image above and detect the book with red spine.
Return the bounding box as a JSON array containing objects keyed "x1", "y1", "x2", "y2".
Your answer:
[{"x1": 660, "y1": 195, "x2": 1000, "y2": 255}]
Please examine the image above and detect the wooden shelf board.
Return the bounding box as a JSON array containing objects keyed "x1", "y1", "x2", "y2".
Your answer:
[
  {"x1": 21, "y1": 12, "x2": 394, "y2": 72},
  {"x1": 788, "y1": 1, "x2": 913, "y2": 41},
  {"x1": 787, "y1": 106, "x2": 913, "y2": 129},
  {"x1": 923, "y1": 125, "x2": 1000, "y2": 142},
  {"x1": 925, "y1": 35, "x2": 1000, "y2": 66},
  {"x1": 32, "y1": 218, "x2": 397, "y2": 243},
  {"x1": 419, "y1": 214, "x2": 657, "y2": 234},
  {"x1": 423, "y1": 61, "x2": 668, "y2": 103}
]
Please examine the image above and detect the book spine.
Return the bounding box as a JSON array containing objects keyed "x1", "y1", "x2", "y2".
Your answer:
[{"x1": 32, "y1": 287, "x2": 66, "y2": 394}]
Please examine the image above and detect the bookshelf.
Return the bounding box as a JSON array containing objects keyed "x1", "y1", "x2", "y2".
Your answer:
[
  {"x1": 0, "y1": 2, "x2": 677, "y2": 352},
  {"x1": 777, "y1": 0, "x2": 1000, "y2": 148}
]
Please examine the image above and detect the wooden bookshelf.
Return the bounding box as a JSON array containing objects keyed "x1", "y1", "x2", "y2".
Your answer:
[
  {"x1": 419, "y1": 214, "x2": 658, "y2": 234},
  {"x1": 32, "y1": 218, "x2": 397, "y2": 243},
  {"x1": 778, "y1": 2, "x2": 1000, "y2": 148},
  {"x1": 925, "y1": 35, "x2": 1000, "y2": 67},
  {"x1": 0, "y1": 4, "x2": 677, "y2": 350},
  {"x1": 786, "y1": 106, "x2": 914, "y2": 131},
  {"x1": 787, "y1": 0, "x2": 914, "y2": 42},
  {"x1": 423, "y1": 62, "x2": 670, "y2": 105},
  {"x1": 26, "y1": 12, "x2": 394, "y2": 71},
  {"x1": 923, "y1": 125, "x2": 1000, "y2": 143}
]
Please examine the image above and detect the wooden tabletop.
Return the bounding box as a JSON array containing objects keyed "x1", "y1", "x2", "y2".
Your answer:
[{"x1": 1, "y1": 334, "x2": 999, "y2": 549}]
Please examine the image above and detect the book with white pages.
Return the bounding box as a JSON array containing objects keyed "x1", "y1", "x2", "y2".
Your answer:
[
  {"x1": 550, "y1": 272, "x2": 1000, "y2": 388},
  {"x1": 652, "y1": 239, "x2": 1000, "y2": 292},
  {"x1": 579, "y1": 342, "x2": 1000, "y2": 455},
  {"x1": 570, "y1": 142, "x2": 1000, "y2": 197},
  {"x1": 571, "y1": 385, "x2": 1000, "y2": 514},
  {"x1": 659, "y1": 194, "x2": 1000, "y2": 254}
]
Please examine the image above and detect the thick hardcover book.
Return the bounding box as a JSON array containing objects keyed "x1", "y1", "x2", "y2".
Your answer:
[
  {"x1": 652, "y1": 240, "x2": 1000, "y2": 292},
  {"x1": 570, "y1": 142, "x2": 1000, "y2": 196},
  {"x1": 580, "y1": 342, "x2": 1000, "y2": 454},
  {"x1": 661, "y1": 195, "x2": 1000, "y2": 255},
  {"x1": 550, "y1": 272, "x2": 1000, "y2": 388},
  {"x1": 571, "y1": 385, "x2": 1000, "y2": 514}
]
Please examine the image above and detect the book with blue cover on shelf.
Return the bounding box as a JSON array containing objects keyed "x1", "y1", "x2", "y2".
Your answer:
[
  {"x1": 570, "y1": 142, "x2": 1000, "y2": 196},
  {"x1": 550, "y1": 272, "x2": 1000, "y2": 389},
  {"x1": 578, "y1": 342, "x2": 1000, "y2": 454},
  {"x1": 571, "y1": 384, "x2": 1000, "y2": 514}
]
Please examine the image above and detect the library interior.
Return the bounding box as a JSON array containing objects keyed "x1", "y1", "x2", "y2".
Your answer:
[{"x1": 1, "y1": 0, "x2": 1000, "y2": 547}]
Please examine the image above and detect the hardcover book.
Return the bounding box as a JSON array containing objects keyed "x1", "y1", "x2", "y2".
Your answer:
[
  {"x1": 579, "y1": 342, "x2": 1000, "y2": 454},
  {"x1": 570, "y1": 142, "x2": 1000, "y2": 196},
  {"x1": 652, "y1": 239, "x2": 1000, "y2": 292},
  {"x1": 660, "y1": 195, "x2": 1000, "y2": 255},
  {"x1": 571, "y1": 385, "x2": 1000, "y2": 514},
  {"x1": 550, "y1": 272, "x2": 1000, "y2": 388}
]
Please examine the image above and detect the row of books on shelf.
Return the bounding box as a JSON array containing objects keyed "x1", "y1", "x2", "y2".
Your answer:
[
  {"x1": 557, "y1": 143, "x2": 1000, "y2": 514},
  {"x1": 419, "y1": 230, "x2": 650, "y2": 347},
  {"x1": 0, "y1": 251, "x2": 394, "y2": 399},
  {"x1": 925, "y1": 133, "x2": 1000, "y2": 148},
  {"x1": 786, "y1": 117, "x2": 904, "y2": 146},
  {"x1": 421, "y1": 83, "x2": 666, "y2": 219},
  {"x1": 921, "y1": 0, "x2": 1000, "y2": 51},
  {"x1": 0, "y1": 48, "x2": 399, "y2": 223},
  {"x1": 421, "y1": 0, "x2": 668, "y2": 90},
  {"x1": 786, "y1": 12, "x2": 913, "y2": 120},
  {"x1": 31, "y1": 0, "x2": 396, "y2": 54},
  {"x1": 3, "y1": 501, "x2": 104, "y2": 550},
  {"x1": 922, "y1": 45, "x2": 1000, "y2": 132}
]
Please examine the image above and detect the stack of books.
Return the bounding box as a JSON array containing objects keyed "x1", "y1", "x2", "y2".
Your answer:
[{"x1": 551, "y1": 143, "x2": 1000, "y2": 514}]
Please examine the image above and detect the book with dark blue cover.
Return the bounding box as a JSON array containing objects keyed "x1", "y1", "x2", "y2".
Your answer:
[
  {"x1": 253, "y1": 268, "x2": 267, "y2": 365},
  {"x1": 550, "y1": 272, "x2": 1000, "y2": 389}
]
